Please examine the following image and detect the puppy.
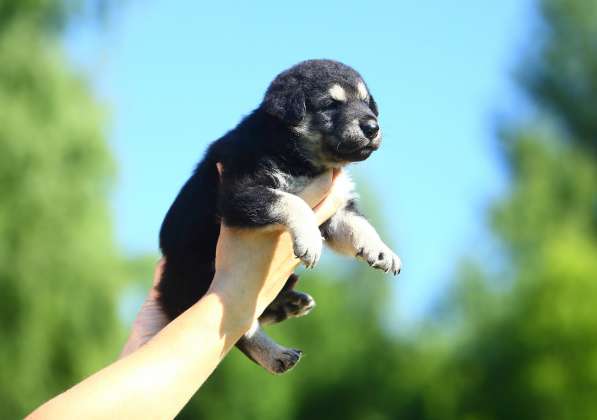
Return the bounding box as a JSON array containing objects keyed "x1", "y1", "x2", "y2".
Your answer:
[{"x1": 158, "y1": 59, "x2": 401, "y2": 374}]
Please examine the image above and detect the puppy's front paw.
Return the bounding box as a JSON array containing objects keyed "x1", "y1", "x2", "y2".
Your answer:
[
  {"x1": 292, "y1": 226, "x2": 323, "y2": 269},
  {"x1": 356, "y1": 243, "x2": 402, "y2": 275}
]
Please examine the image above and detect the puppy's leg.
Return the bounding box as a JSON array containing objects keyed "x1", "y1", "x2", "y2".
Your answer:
[
  {"x1": 259, "y1": 274, "x2": 316, "y2": 325},
  {"x1": 321, "y1": 199, "x2": 401, "y2": 275},
  {"x1": 220, "y1": 186, "x2": 323, "y2": 268},
  {"x1": 267, "y1": 190, "x2": 323, "y2": 268},
  {"x1": 237, "y1": 276, "x2": 313, "y2": 374},
  {"x1": 236, "y1": 321, "x2": 303, "y2": 374}
]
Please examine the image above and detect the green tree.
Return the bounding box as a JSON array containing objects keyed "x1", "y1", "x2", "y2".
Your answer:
[
  {"x1": 0, "y1": 1, "x2": 125, "y2": 417},
  {"x1": 427, "y1": 1, "x2": 597, "y2": 419}
]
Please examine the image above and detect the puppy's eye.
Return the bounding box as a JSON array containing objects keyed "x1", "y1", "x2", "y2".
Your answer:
[{"x1": 319, "y1": 99, "x2": 339, "y2": 111}]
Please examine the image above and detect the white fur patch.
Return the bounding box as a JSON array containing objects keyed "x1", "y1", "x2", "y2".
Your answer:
[
  {"x1": 329, "y1": 84, "x2": 347, "y2": 102},
  {"x1": 270, "y1": 190, "x2": 317, "y2": 232},
  {"x1": 324, "y1": 209, "x2": 379, "y2": 256},
  {"x1": 357, "y1": 81, "x2": 368, "y2": 100},
  {"x1": 333, "y1": 170, "x2": 358, "y2": 203},
  {"x1": 267, "y1": 170, "x2": 313, "y2": 194},
  {"x1": 269, "y1": 189, "x2": 323, "y2": 268}
]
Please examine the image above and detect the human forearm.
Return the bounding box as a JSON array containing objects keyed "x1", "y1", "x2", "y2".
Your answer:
[{"x1": 28, "y1": 281, "x2": 251, "y2": 420}]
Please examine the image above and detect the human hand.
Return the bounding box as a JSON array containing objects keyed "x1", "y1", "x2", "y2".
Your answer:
[
  {"x1": 121, "y1": 166, "x2": 345, "y2": 357},
  {"x1": 210, "y1": 166, "x2": 346, "y2": 324}
]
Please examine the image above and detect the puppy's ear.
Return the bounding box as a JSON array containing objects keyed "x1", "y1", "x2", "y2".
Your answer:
[
  {"x1": 263, "y1": 84, "x2": 306, "y2": 125},
  {"x1": 369, "y1": 94, "x2": 379, "y2": 117}
]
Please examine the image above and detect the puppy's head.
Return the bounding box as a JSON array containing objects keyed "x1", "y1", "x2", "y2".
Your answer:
[{"x1": 262, "y1": 59, "x2": 381, "y2": 167}]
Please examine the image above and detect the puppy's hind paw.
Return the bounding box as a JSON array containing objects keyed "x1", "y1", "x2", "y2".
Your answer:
[
  {"x1": 259, "y1": 290, "x2": 316, "y2": 325},
  {"x1": 272, "y1": 348, "x2": 303, "y2": 374},
  {"x1": 284, "y1": 291, "x2": 316, "y2": 318}
]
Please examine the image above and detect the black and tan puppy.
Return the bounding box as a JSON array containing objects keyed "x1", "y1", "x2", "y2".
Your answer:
[{"x1": 158, "y1": 59, "x2": 401, "y2": 374}]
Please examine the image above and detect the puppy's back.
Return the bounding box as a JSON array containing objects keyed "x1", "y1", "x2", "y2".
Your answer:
[{"x1": 158, "y1": 155, "x2": 221, "y2": 319}]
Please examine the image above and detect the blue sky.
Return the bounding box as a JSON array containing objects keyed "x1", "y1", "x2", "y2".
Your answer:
[{"x1": 66, "y1": 0, "x2": 534, "y2": 321}]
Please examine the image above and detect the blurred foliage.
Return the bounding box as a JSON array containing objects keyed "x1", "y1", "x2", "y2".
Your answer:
[
  {"x1": 523, "y1": 0, "x2": 597, "y2": 153},
  {"x1": 2, "y1": 0, "x2": 597, "y2": 418},
  {"x1": 428, "y1": 0, "x2": 597, "y2": 417},
  {"x1": 0, "y1": 0, "x2": 126, "y2": 418},
  {"x1": 0, "y1": 0, "x2": 113, "y2": 35}
]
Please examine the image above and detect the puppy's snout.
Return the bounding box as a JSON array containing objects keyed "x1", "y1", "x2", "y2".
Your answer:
[{"x1": 360, "y1": 119, "x2": 379, "y2": 140}]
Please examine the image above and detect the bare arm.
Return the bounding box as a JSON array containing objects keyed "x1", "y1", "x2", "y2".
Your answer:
[{"x1": 27, "y1": 170, "x2": 344, "y2": 420}]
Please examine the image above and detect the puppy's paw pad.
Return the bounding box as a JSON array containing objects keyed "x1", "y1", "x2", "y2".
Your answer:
[{"x1": 273, "y1": 349, "x2": 303, "y2": 374}]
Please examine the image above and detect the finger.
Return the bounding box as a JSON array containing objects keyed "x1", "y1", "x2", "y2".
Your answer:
[
  {"x1": 332, "y1": 167, "x2": 341, "y2": 182},
  {"x1": 313, "y1": 190, "x2": 344, "y2": 225},
  {"x1": 313, "y1": 169, "x2": 346, "y2": 225},
  {"x1": 153, "y1": 259, "x2": 165, "y2": 287}
]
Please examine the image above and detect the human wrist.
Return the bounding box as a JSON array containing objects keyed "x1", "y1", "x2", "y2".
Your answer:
[{"x1": 204, "y1": 271, "x2": 259, "y2": 335}]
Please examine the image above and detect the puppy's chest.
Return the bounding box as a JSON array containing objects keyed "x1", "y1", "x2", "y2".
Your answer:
[{"x1": 270, "y1": 169, "x2": 357, "y2": 204}]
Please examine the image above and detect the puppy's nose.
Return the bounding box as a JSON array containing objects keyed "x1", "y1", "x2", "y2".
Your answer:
[{"x1": 360, "y1": 119, "x2": 379, "y2": 140}]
